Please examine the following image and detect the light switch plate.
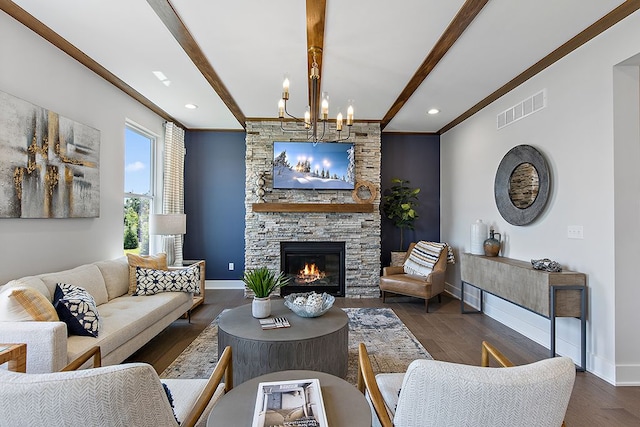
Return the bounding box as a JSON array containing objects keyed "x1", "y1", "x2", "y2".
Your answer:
[{"x1": 567, "y1": 225, "x2": 583, "y2": 239}]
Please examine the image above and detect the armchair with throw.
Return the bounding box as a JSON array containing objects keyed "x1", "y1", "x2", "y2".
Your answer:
[{"x1": 380, "y1": 242, "x2": 451, "y2": 312}]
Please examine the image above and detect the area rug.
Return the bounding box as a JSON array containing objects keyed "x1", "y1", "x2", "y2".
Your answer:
[{"x1": 161, "y1": 307, "x2": 432, "y2": 385}]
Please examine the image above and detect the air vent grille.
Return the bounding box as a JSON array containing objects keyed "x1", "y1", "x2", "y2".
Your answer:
[{"x1": 497, "y1": 90, "x2": 546, "y2": 129}]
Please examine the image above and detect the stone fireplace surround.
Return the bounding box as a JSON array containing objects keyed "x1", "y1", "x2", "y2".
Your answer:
[{"x1": 244, "y1": 120, "x2": 381, "y2": 297}]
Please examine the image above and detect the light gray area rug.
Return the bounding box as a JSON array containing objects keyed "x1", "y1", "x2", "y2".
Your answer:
[{"x1": 161, "y1": 307, "x2": 432, "y2": 385}]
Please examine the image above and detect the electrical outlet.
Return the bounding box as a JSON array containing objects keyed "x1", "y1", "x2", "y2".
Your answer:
[
  {"x1": 567, "y1": 225, "x2": 584, "y2": 239},
  {"x1": 228, "y1": 262, "x2": 234, "y2": 271}
]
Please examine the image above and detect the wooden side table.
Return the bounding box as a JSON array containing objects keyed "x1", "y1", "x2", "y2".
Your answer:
[
  {"x1": 171, "y1": 260, "x2": 206, "y2": 321},
  {"x1": 0, "y1": 343, "x2": 27, "y2": 373}
]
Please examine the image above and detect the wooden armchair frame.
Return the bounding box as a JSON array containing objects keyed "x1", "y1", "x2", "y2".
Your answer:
[
  {"x1": 4, "y1": 344, "x2": 233, "y2": 427},
  {"x1": 358, "y1": 341, "x2": 569, "y2": 427}
]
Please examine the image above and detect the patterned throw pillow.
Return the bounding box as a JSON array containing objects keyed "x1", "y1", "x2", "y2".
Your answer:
[
  {"x1": 0, "y1": 285, "x2": 59, "y2": 322},
  {"x1": 403, "y1": 241, "x2": 447, "y2": 277},
  {"x1": 126, "y1": 253, "x2": 168, "y2": 295},
  {"x1": 134, "y1": 265, "x2": 200, "y2": 296},
  {"x1": 53, "y1": 283, "x2": 100, "y2": 337}
]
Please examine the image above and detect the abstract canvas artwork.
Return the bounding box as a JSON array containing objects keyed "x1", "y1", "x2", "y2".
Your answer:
[{"x1": 0, "y1": 90, "x2": 100, "y2": 218}]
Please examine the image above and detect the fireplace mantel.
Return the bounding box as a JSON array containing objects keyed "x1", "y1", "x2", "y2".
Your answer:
[{"x1": 251, "y1": 203, "x2": 374, "y2": 213}]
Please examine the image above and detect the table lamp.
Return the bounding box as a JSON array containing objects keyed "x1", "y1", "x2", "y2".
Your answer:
[{"x1": 149, "y1": 213, "x2": 186, "y2": 266}]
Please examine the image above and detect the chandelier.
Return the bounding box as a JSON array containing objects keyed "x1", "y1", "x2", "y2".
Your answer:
[{"x1": 278, "y1": 47, "x2": 354, "y2": 144}]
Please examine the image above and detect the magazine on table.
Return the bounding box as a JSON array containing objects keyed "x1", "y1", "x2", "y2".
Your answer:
[{"x1": 251, "y1": 378, "x2": 328, "y2": 427}]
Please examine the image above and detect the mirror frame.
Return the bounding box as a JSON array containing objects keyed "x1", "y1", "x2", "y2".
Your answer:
[{"x1": 494, "y1": 144, "x2": 550, "y2": 226}]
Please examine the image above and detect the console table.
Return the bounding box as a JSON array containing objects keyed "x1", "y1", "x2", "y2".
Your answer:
[{"x1": 460, "y1": 253, "x2": 587, "y2": 371}]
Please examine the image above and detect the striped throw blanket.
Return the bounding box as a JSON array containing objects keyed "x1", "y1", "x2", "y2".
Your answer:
[{"x1": 403, "y1": 241, "x2": 455, "y2": 277}]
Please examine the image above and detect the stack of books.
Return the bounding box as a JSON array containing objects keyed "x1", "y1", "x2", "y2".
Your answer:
[{"x1": 258, "y1": 316, "x2": 291, "y2": 330}]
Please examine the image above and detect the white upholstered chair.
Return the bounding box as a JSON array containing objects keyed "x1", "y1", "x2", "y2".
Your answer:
[
  {"x1": 358, "y1": 342, "x2": 575, "y2": 427},
  {"x1": 0, "y1": 345, "x2": 233, "y2": 427}
]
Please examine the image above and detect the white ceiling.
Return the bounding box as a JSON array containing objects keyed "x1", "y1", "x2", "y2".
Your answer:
[{"x1": 8, "y1": 0, "x2": 627, "y2": 132}]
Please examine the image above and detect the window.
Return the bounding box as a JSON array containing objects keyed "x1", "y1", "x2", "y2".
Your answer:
[{"x1": 124, "y1": 124, "x2": 157, "y2": 256}]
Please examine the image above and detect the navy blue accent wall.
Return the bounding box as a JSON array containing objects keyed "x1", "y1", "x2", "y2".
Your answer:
[
  {"x1": 380, "y1": 133, "x2": 440, "y2": 267},
  {"x1": 183, "y1": 131, "x2": 246, "y2": 279}
]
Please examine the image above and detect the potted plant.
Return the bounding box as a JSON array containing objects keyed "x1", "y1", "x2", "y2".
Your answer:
[
  {"x1": 382, "y1": 178, "x2": 420, "y2": 253},
  {"x1": 242, "y1": 267, "x2": 290, "y2": 318}
]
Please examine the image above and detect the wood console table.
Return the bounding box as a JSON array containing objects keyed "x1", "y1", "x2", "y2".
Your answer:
[{"x1": 460, "y1": 253, "x2": 586, "y2": 371}]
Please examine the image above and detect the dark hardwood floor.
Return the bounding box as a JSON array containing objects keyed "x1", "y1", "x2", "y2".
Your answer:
[{"x1": 129, "y1": 289, "x2": 640, "y2": 426}]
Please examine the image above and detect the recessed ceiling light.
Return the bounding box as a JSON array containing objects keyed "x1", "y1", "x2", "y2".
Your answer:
[
  {"x1": 427, "y1": 108, "x2": 440, "y2": 115},
  {"x1": 185, "y1": 104, "x2": 198, "y2": 109},
  {"x1": 152, "y1": 71, "x2": 171, "y2": 87}
]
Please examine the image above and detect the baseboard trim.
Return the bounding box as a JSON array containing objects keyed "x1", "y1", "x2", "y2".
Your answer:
[{"x1": 205, "y1": 279, "x2": 244, "y2": 290}]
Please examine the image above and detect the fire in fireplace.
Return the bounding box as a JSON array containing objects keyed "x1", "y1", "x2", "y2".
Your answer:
[{"x1": 280, "y1": 241, "x2": 345, "y2": 296}]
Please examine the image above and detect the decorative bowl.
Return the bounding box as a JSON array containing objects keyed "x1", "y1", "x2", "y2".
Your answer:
[{"x1": 284, "y1": 292, "x2": 335, "y2": 318}]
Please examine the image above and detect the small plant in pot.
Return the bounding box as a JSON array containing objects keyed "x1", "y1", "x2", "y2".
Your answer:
[{"x1": 242, "y1": 267, "x2": 290, "y2": 318}]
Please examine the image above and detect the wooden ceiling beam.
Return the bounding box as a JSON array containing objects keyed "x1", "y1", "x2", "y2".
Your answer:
[
  {"x1": 380, "y1": 0, "x2": 489, "y2": 130},
  {"x1": 146, "y1": 0, "x2": 247, "y2": 129},
  {"x1": 306, "y1": 0, "x2": 326, "y2": 115},
  {"x1": 439, "y1": 0, "x2": 640, "y2": 134},
  {"x1": 0, "y1": 0, "x2": 184, "y2": 128}
]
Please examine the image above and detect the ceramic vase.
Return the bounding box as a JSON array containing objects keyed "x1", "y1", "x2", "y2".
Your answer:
[
  {"x1": 470, "y1": 219, "x2": 488, "y2": 255},
  {"x1": 483, "y1": 229, "x2": 502, "y2": 257},
  {"x1": 252, "y1": 296, "x2": 271, "y2": 318}
]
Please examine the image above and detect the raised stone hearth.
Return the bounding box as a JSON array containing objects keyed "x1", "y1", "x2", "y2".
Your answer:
[{"x1": 244, "y1": 120, "x2": 381, "y2": 297}]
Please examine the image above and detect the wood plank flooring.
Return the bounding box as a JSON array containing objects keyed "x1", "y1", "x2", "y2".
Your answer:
[{"x1": 127, "y1": 289, "x2": 640, "y2": 426}]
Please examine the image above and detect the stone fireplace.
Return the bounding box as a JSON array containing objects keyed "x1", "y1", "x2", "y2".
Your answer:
[
  {"x1": 244, "y1": 120, "x2": 381, "y2": 298},
  {"x1": 280, "y1": 241, "x2": 346, "y2": 296}
]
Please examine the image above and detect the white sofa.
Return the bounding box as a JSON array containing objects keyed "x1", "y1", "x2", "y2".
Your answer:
[{"x1": 0, "y1": 257, "x2": 193, "y2": 373}]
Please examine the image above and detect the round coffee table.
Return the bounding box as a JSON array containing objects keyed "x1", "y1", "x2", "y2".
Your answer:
[
  {"x1": 206, "y1": 370, "x2": 371, "y2": 427},
  {"x1": 218, "y1": 299, "x2": 348, "y2": 385}
]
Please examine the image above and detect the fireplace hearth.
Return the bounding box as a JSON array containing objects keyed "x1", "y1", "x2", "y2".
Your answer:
[{"x1": 280, "y1": 241, "x2": 345, "y2": 296}]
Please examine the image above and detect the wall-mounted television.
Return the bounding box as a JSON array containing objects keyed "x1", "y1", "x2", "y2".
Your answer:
[{"x1": 273, "y1": 141, "x2": 355, "y2": 190}]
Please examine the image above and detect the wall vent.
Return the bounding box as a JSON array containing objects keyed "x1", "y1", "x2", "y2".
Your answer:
[{"x1": 497, "y1": 89, "x2": 546, "y2": 129}]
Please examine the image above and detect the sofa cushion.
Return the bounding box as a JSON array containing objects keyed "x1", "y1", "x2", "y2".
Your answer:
[
  {"x1": 0, "y1": 286, "x2": 59, "y2": 322},
  {"x1": 94, "y1": 257, "x2": 130, "y2": 300},
  {"x1": 133, "y1": 265, "x2": 200, "y2": 296},
  {"x1": 2, "y1": 276, "x2": 52, "y2": 301},
  {"x1": 39, "y1": 264, "x2": 109, "y2": 306},
  {"x1": 126, "y1": 253, "x2": 168, "y2": 295},
  {"x1": 53, "y1": 283, "x2": 101, "y2": 337},
  {"x1": 65, "y1": 291, "x2": 190, "y2": 362},
  {"x1": 403, "y1": 241, "x2": 445, "y2": 277}
]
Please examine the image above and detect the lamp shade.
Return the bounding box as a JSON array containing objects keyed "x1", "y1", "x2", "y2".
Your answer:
[{"x1": 149, "y1": 214, "x2": 186, "y2": 235}]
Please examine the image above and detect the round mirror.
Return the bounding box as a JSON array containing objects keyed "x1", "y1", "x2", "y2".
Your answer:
[
  {"x1": 494, "y1": 145, "x2": 550, "y2": 226},
  {"x1": 508, "y1": 162, "x2": 539, "y2": 209}
]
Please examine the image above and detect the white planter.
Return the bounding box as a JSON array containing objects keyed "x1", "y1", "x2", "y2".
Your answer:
[{"x1": 252, "y1": 296, "x2": 271, "y2": 318}]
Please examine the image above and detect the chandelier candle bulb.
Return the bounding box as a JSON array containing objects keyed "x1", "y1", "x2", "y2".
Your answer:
[
  {"x1": 347, "y1": 104, "x2": 354, "y2": 126},
  {"x1": 282, "y1": 77, "x2": 289, "y2": 100},
  {"x1": 304, "y1": 108, "x2": 311, "y2": 129},
  {"x1": 336, "y1": 112, "x2": 343, "y2": 131},
  {"x1": 278, "y1": 99, "x2": 285, "y2": 118},
  {"x1": 321, "y1": 92, "x2": 329, "y2": 119}
]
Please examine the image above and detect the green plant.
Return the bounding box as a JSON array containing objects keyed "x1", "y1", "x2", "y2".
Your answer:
[
  {"x1": 382, "y1": 178, "x2": 420, "y2": 250},
  {"x1": 242, "y1": 267, "x2": 290, "y2": 298}
]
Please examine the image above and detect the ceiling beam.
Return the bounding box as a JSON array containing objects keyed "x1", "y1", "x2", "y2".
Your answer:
[
  {"x1": 306, "y1": 0, "x2": 326, "y2": 116},
  {"x1": 146, "y1": 0, "x2": 247, "y2": 128},
  {"x1": 439, "y1": 0, "x2": 640, "y2": 134},
  {"x1": 0, "y1": 0, "x2": 184, "y2": 128},
  {"x1": 380, "y1": 0, "x2": 489, "y2": 130}
]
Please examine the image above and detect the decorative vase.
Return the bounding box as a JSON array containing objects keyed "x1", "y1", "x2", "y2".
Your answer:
[
  {"x1": 252, "y1": 296, "x2": 271, "y2": 318},
  {"x1": 483, "y1": 229, "x2": 502, "y2": 257},
  {"x1": 470, "y1": 219, "x2": 488, "y2": 255}
]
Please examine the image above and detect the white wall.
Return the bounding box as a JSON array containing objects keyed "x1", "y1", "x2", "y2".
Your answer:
[
  {"x1": 441, "y1": 10, "x2": 640, "y2": 385},
  {"x1": 0, "y1": 12, "x2": 164, "y2": 284}
]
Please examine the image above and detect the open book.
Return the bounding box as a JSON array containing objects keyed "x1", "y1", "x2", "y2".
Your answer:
[{"x1": 252, "y1": 378, "x2": 328, "y2": 427}]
